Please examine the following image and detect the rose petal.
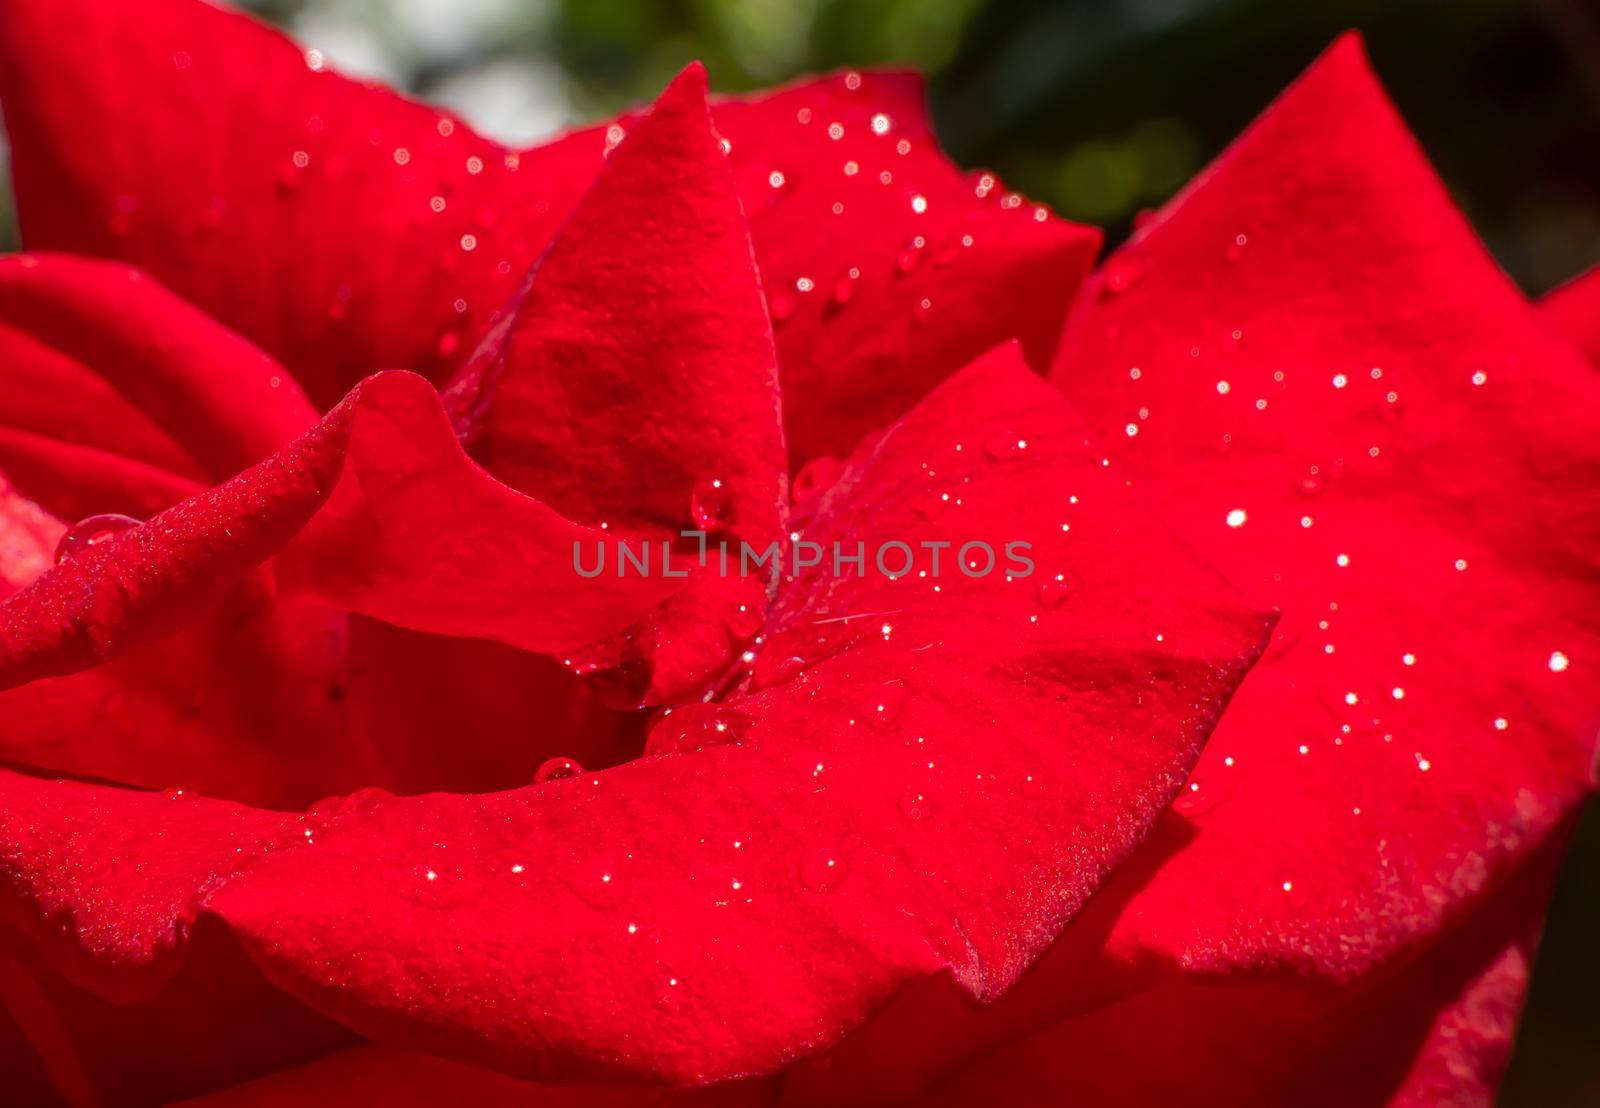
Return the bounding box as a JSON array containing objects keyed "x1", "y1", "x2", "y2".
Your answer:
[
  {"x1": 341, "y1": 617, "x2": 651, "y2": 795},
  {"x1": 0, "y1": 938, "x2": 354, "y2": 1106},
  {"x1": 0, "y1": 0, "x2": 594, "y2": 407},
  {"x1": 711, "y1": 72, "x2": 1100, "y2": 463},
  {"x1": 0, "y1": 0, "x2": 1097, "y2": 455},
  {"x1": 0, "y1": 476, "x2": 62, "y2": 596},
  {"x1": 1043, "y1": 29, "x2": 1599, "y2": 1003},
  {"x1": 170, "y1": 1044, "x2": 773, "y2": 1107},
  {"x1": 446, "y1": 64, "x2": 783, "y2": 544},
  {"x1": 0, "y1": 346, "x2": 1273, "y2": 1087},
  {"x1": 927, "y1": 933, "x2": 1537, "y2": 1108},
  {"x1": 0, "y1": 255, "x2": 316, "y2": 481},
  {"x1": 0, "y1": 372, "x2": 679, "y2": 686},
  {"x1": 1538, "y1": 266, "x2": 1600, "y2": 367},
  {"x1": 440, "y1": 64, "x2": 784, "y2": 701},
  {"x1": 0, "y1": 373, "x2": 709, "y2": 800},
  {"x1": 0, "y1": 432, "x2": 203, "y2": 524}
]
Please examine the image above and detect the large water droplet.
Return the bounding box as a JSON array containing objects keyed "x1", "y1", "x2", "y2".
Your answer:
[
  {"x1": 55, "y1": 513, "x2": 140, "y2": 563},
  {"x1": 798, "y1": 847, "x2": 849, "y2": 893},
  {"x1": 535, "y1": 756, "x2": 584, "y2": 783},
  {"x1": 690, "y1": 477, "x2": 731, "y2": 531}
]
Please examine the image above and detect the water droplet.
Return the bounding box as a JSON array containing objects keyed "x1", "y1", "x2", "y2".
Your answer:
[
  {"x1": 798, "y1": 847, "x2": 849, "y2": 892},
  {"x1": 1036, "y1": 573, "x2": 1070, "y2": 609},
  {"x1": 830, "y1": 269, "x2": 860, "y2": 306},
  {"x1": 792, "y1": 456, "x2": 844, "y2": 503},
  {"x1": 401, "y1": 854, "x2": 485, "y2": 909},
  {"x1": 570, "y1": 864, "x2": 621, "y2": 909},
  {"x1": 1172, "y1": 776, "x2": 1225, "y2": 817},
  {"x1": 898, "y1": 789, "x2": 935, "y2": 821},
  {"x1": 690, "y1": 477, "x2": 731, "y2": 531},
  {"x1": 1100, "y1": 255, "x2": 1141, "y2": 296},
  {"x1": 1549, "y1": 651, "x2": 1570, "y2": 673},
  {"x1": 726, "y1": 602, "x2": 763, "y2": 639},
  {"x1": 1225, "y1": 508, "x2": 1248, "y2": 528},
  {"x1": 984, "y1": 433, "x2": 1028, "y2": 461},
  {"x1": 769, "y1": 293, "x2": 795, "y2": 324},
  {"x1": 1296, "y1": 471, "x2": 1324, "y2": 497},
  {"x1": 893, "y1": 233, "x2": 928, "y2": 272},
  {"x1": 55, "y1": 513, "x2": 140, "y2": 563},
  {"x1": 535, "y1": 756, "x2": 584, "y2": 783},
  {"x1": 867, "y1": 681, "x2": 909, "y2": 724}
]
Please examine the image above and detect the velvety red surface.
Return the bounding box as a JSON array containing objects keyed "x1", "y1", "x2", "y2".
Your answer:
[{"x1": 0, "y1": 2, "x2": 1592, "y2": 1105}]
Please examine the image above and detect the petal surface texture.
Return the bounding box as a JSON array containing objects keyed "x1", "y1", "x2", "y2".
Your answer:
[
  {"x1": 1046, "y1": 31, "x2": 1599, "y2": 1007},
  {"x1": 0, "y1": 349, "x2": 1272, "y2": 1087},
  {"x1": 0, "y1": 0, "x2": 1097, "y2": 458}
]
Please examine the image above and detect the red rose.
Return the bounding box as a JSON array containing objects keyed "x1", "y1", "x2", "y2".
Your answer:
[{"x1": 0, "y1": 2, "x2": 1594, "y2": 1104}]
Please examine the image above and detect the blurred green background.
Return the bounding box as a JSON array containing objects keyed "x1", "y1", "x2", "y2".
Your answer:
[{"x1": 1, "y1": 0, "x2": 1596, "y2": 1101}]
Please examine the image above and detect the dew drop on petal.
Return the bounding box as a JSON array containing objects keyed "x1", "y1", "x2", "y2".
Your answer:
[
  {"x1": 1036, "y1": 573, "x2": 1070, "y2": 609},
  {"x1": 690, "y1": 477, "x2": 730, "y2": 530},
  {"x1": 984, "y1": 433, "x2": 1027, "y2": 461},
  {"x1": 898, "y1": 789, "x2": 935, "y2": 821},
  {"x1": 1549, "y1": 651, "x2": 1570, "y2": 673},
  {"x1": 792, "y1": 456, "x2": 844, "y2": 504},
  {"x1": 534, "y1": 756, "x2": 584, "y2": 783},
  {"x1": 55, "y1": 513, "x2": 140, "y2": 563},
  {"x1": 798, "y1": 848, "x2": 849, "y2": 892},
  {"x1": 1172, "y1": 776, "x2": 1226, "y2": 817},
  {"x1": 831, "y1": 268, "x2": 860, "y2": 306},
  {"x1": 868, "y1": 681, "x2": 909, "y2": 724},
  {"x1": 895, "y1": 241, "x2": 925, "y2": 274},
  {"x1": 1101, "y1": 255, "x2": 1141, "y2": 296}
]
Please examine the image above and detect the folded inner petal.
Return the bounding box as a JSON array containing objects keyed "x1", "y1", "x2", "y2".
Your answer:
[
  {"x1": 1038, "y1": 28, "x2": 1599, "y2": 1027},
  {"x1": 0, "y1": 346, "x2": 1274, "y2": 1088}
]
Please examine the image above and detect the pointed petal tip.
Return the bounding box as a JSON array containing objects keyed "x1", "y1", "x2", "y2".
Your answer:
[{"x1": 658, "y1": 60, "x2": 712, "y2": 110}]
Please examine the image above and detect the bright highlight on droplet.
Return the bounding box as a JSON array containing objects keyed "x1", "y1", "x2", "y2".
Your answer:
[
  {"x1": 1549, "y1": 651, "x2": 1570, "y2": 673},
  {"x1": 1225, "y1": 509, "x2": 1247, "y2": 528}
]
